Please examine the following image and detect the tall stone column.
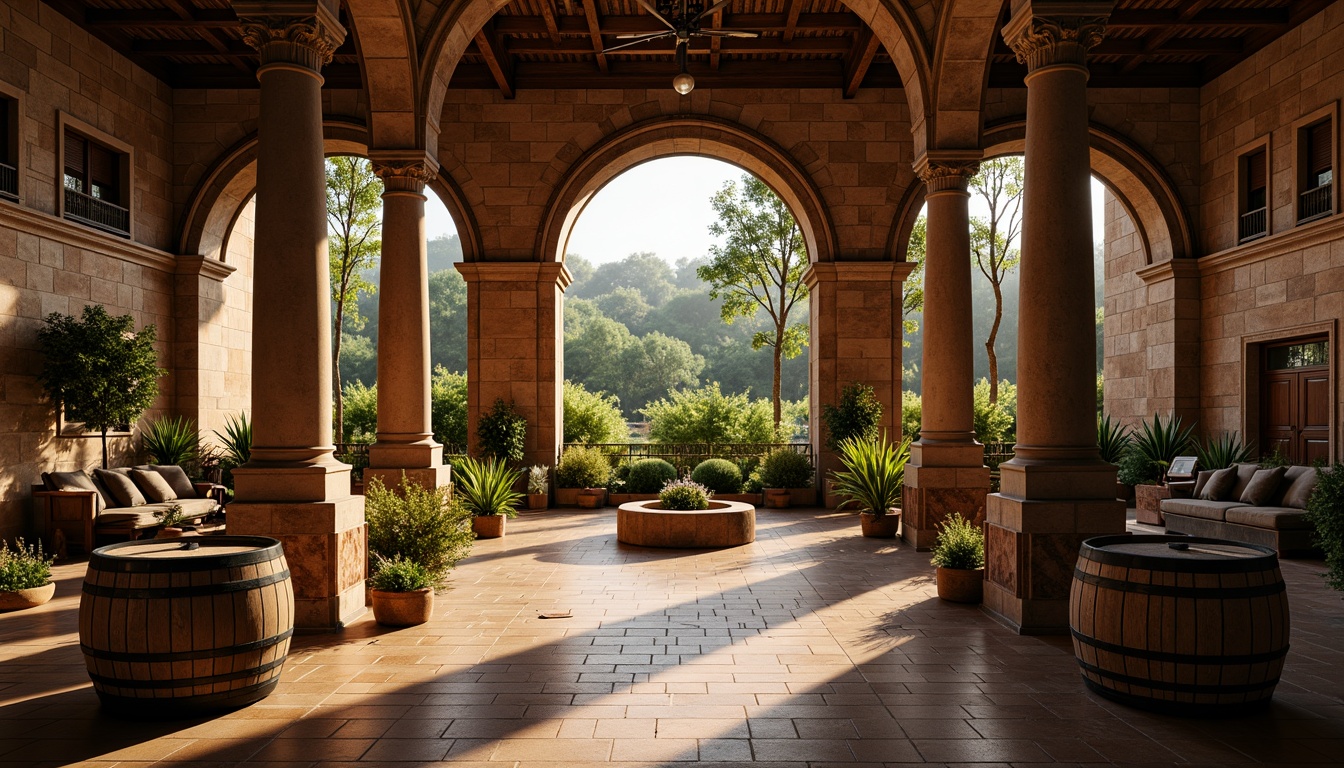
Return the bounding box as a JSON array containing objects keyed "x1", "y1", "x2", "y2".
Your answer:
[
  {"x1": 229, "y1": 1, "x2": 367, "y2": 629},
  {"x1": 455, "y1": 262, "x2": 571, "y2": 469},
  {"x1": 903, "y1": 156, "x2": 990, "y2": 549},
  {"x1": 986, "y1": 1, "x2": 1124, "y2": 634},
  {"x1": 806, "y1": 262, "x2": 913, "y2": 500},
  {"x1": 365, "y1": 153, "x2": 451, "y2": 492}
]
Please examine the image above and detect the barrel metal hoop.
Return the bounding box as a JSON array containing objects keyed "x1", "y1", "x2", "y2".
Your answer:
[
  {"x1": 94, "y1": 678, "x2": 281, "y2": 715},
  {"x1": 82, "y1": 569, "x2": 291, "y2": 599},
  {"x1": 88, "y1": 655, "x2": 287, "y2": 689},
  {"x1": 1070, "y1": 628, "x2": 1290, "y2": 666},
  {"x1": 80, "y1": 628, "x2": 293, "y2": 663},
  {"x1": 1071, "y1": 567, "x2": 1287, "y2": 599},
  {"x1": 1075, "y1": 658, "x2": 1282, "y2": 695},
  {"x1": 1080, "y1": 534, "x2": 1279, "y2": 572},
  {"x1": 89, "y1": 536, "x2": 285, "y2": 572}
]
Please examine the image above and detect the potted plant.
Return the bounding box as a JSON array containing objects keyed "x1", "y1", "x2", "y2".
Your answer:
[
  {"x1": 526, "y1": 465, "x2": 549, "y2": 510},
  {"x1": 821, "y1": 383, "x2": 883, "y2": 507},
  {"x1": 830, "y1": 435, "x2": 910, "y2": 538},
  {"x1": 758, "y1": 448, "x2": 815, "y2": 508},
  {"x1": 1098, "y1": 414, "x2": 1133, "y2": 502},
  {"x1": 369, "y1": 555, "x2": 437, "y2": 627},
  {"x1": 555, "y1": 446, "x2": 612, "y2": 507},
  {"x1": 1128, "y1": 413, "x2": 1196, "y2": 525},
  {"x1": 930, "y1": 513, "x2": 985, "y2": 603},
  {"x1": 1305, "y1": 460, "x2": 1344, "y2": 594},
  {"x1": 154, "y1": 503, "x2": 190, "y2": 538},
  {"x1": 0, "y1": 539, "x2": 56, "y2": 611},
  {"x1": 457, "y1": 456, "x2": 523, "y2": 538},
  {"x1": 364, "y1": 473, "x2": 474, "y2": 618}
]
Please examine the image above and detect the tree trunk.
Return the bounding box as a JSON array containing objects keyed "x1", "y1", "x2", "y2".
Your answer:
[
  {"x1": 333, "y1": 292, "x2": 346, "y2": 443},
  {"x1": 987, "y1": 280, "x2": 1003, "y2": 403},
  {"x1": 101, "y1": 427, "x2": 109, "y2": 469},
  {"x1": 772, "y1": 327, "x2": 784, "y2": 430}
]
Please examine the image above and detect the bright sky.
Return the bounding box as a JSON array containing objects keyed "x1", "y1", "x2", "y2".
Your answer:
[{"x1": 423, "y1": 156, "x2": 1108, "y2": 265}]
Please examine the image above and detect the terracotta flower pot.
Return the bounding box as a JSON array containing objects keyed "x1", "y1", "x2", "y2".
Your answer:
[
  {"x1": 527, "y1": 493, "x2": 548, "y2": 510},
  {"x1": 936, "y1": 566, "x2": 984, "y2": 604},
  {"x1": 156, "y1": 526, "x2": 195, "y2": 539},
  {"x1": 0, "y1": 582, "x2": 55, "y2": 611},
  {"x1": 577, "y1": 488, "x2": 605, "y2": 508},
  {"x1": 472, "y1": 515, "x2": 506, "y2": 539},
  {"x1": 763, "y1": 488, "x2": 791, "y2": 508},
  {"x1": 859, "y1": 509, "x2": 901, "y2": 538},
  {"x1": 1134, "y1": 484, "x2": 1171, "y2": 526},
  {"x1": 371, "y1": 587, "x2": 434, "y2": 626}
]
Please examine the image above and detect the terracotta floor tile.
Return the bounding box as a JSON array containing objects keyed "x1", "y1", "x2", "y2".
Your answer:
[
  {"x1": 750, "y1": 738, "x2": 857, "y2": 761},
  {"x1": 609, "y1": 737, "x2": 700, "y2": 761},
  {"x1": 492, "y1": 738, "x2": 613, "y2": 761}
]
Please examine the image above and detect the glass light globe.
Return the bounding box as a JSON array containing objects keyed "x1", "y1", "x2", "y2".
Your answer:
[{"x1": 672, "y1": 72, "x2": 695, "y2": 95}]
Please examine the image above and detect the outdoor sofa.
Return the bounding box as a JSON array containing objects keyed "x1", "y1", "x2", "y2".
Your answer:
[{"x1": 1161, "y1": 462, "x2": 1320, "y2": 555}]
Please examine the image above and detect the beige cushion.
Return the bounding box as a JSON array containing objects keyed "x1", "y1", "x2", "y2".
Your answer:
[
  {"x1": 1199, "y1": 467, "x2": 1237, "y2": 500},
  {"x1": 149, "y1": 465, "x2": 198, "y2": 499},
  {"x1": 173, "y1": 498, "x2": 217, "y2": 518},
  {"x1": 1229, "y1": 463, "x2": 1262, "y2": 500},
  {"x1": 1280, "y1": 466, "x2": 1319, "y2": 509},
  {"x1": 44, "y1": 470, "x2": 107, "y2": 513},
  {"x1": 130, "y1": 468, "x2": 177, "y2": 503},
  {"x1": 94, "y1": 469, "x2": 146, "y2": 507},
  {"x1": 1239, "y1": 467, "x2": 1287, "y2": 506},
  {"x1": 95, "y1": 507, "x2": 167, "y2": 528},
  {"x1": 1226, "y1": 506, "x2": 1311, "y2": 530},
  {"x1": 1160, "y1": 498, "x2": 1243, "y2": 522}
]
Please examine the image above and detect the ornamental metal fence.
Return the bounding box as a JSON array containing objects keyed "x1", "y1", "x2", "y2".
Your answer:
[{"x1": 560, "y1": 442, "x2": 813, "y2": 474}]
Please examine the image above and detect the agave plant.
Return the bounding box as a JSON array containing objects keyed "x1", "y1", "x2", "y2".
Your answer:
[
  {"x1": 1097, "y1": 414, "x2": 1133, "y2": 465},
  {"x1": 1196, "y1": 432, "x2": 1256, "y2": 471},
  {"x1": 214, "y1": 412, "x2": 252, "y2": 466},
  {"x1": 142, "y1": 415, "x2": 199, "y2": 466},
  {"x1": 829, "y1": 435, "x2": 911, "y2": 518},
  {"x1": 455, "y1": 456, "x2": 523, "y2": 518},
  {"x1": 1132, "y1": 413, "x2": 1196, "y2": 484}
]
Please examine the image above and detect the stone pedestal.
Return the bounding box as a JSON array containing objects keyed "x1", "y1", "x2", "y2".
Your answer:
[
  {"x1": 805, "y1": 262, "x2": 915, "y2": 495},
  {"x1": 986, "y1": 3, "x2": 1125, "y2": 634},
  {"x1": 230, "y1": 2, "x2": 366, "y2": 629},
  {"x1": 456, "y1": 262, "x2": 571, "y2": 469}
]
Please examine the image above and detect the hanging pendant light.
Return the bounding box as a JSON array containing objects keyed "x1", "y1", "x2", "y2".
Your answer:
[{"x1": 672, "y1": 39, "x2": 695, "y2": 94}]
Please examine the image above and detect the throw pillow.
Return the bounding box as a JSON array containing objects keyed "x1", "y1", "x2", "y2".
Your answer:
[
  {"x1": 94, "y1": 469, "x2": 147, "y2": 508},
  {"x1": 1199, "y1": 467, "x2": 1237, "y2": 501},
  {"x1": 1281, "y1": 469, "x2": 1321, "y2": 510},
  {"x1": 1192, "y1": 470, "x2": 1215, "y2": 498},
  {"x1": 130, "y1": 468, "x2": 178, "y2": 503},
  {"x1": 45, "y1": 470, "x2": 107, "y2": 512},
  {"x1": 1239, "y1": 467, "x2": 1287, "y2": 506},
  {"x1": 149, "y1": 464, "x2": 198, "y2": 499}
]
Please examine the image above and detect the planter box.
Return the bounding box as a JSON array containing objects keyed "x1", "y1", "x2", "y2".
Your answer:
[
  {"x1": 715, "y1": 493, "x2": 762, "y2": 505},
  {"x1": 1134, "y1": 484, "x2": 1171, "y2": 526},
  {"x1": 555, "y1": 488, "x2": 581, "y2": 507},
  {"x1": 789, "y1": 487, "x2": 818, "y2": 507},
  {"x1": 1117, "y1": 482, "x2": 1134, "y2": 503}
]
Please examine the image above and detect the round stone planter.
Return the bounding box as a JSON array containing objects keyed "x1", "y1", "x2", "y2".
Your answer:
[
  {"x1": 936, "y1": 566, "x2": 984, "y2": 603},
  {"x1": 472, "y1": 515, "x2": 506, "y2": 539},
  {"x1": 617, "y1": 500, "x2": 755, "y2": 548},
  {"x1": 763, "y1": 488, "x2": 790, "y2": 508},
  {"x1": 859, "y1": 510, "x2": 901, "y2": 539},
  {"x1": 371, "y1": 588, "x2": 435, "y2": 627},
  {"x1": 0, "y1": 582, "x2": 55, "y2": 611}
]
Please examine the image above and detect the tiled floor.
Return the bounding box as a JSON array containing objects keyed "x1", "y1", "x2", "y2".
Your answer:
[{"x1": 2, "y1": 507, "x2": 1343, "y2": 767}]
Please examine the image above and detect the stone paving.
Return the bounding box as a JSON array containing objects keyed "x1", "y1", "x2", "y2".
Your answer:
[{"x1": 1, "y1": 507, "x2": 1343, "y2": 767}]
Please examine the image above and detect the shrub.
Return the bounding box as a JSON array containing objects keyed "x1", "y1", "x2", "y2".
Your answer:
[
  {"x1": 1261, "y1": 447, "x2": 1290, "y2": 469},
  {"x1": 1116, "y1": 451, "x2": 1161, "y2": 486},
  {"x1": 1196, "y1": 433, "x2": 1256, "y2": 471},
  {"x1": 1306, "y1": 463, "x2": 1344, "y2": 592},
  {"x1": 478, "y1": 398, "x2": 527, "y2": 463},
  {"x1": 1097, "y1": 414, "x2": 1132, "y2": 464},
  {"x1": 901, "y1": 390, "x2": 922, "y2": 442},
  {"x1": 369, "y1": 555, "x2": 434, "y2": 592},
  {"x1": 691, "y1": 459, "x2": 743, "y2": 494},
  {"x1": 563, "y1": 380, "x2": 627, "y2": 444},
  {"x1": 0, "y1": 539, "x2": 54, "y2": 591},
  {"x1": 455, "y1": 456, "x2": 524, "y2": 517},
  {"x1": 930, "y1": 513, "x2": 985, "y2": 570},
  {"x1": 365, "y1": 474, "x2": 474, "y2": 580},
  {"x1": 341, "y1": 380, "x2": 378, "y2": 443},
  {"x1": 555, "y1": 445, "x2": 612, "y2": 488},
  {"x1": 830, "y1": 436, "x2": 910, "y2": 517},
  {"x1": 527, "y1": 465, "x2": 549, "y2": 495},
  {"x1": 642, "y1": 382, "x2": 777, "y2": 444},
  {"x1": 743, "y1": 470, "x2": 764, "y2": 494},
  {"x1": 142, "y1": 415, "x2": 198, "y2": 466},
  {"x1": 627, "y1": 458, "x2": 678, "y2": 493},
  {"x1": 758, "y1": 448, "x2": 813, "y2": 489},
  {"x1": 431, "y1": 367, "x2": 469, "y2": 451},
  {"x1": 972, "y1": 379, "x2": 1016, "y2": 443},
  {"x1": 821, "y1": 382, "x2": 882, "y2": 451},
  {"x1": 659, "y1": 478, "x2": 711, "y2": 510}
]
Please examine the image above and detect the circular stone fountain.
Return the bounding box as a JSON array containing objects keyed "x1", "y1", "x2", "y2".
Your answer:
[{"x1": 616, "y1": 500, "x2": 756, "y2": 548}]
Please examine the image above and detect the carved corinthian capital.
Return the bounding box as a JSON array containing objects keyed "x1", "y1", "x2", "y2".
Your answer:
[
  {"x1": 915, "y1": 158, "x2": 980, "y2": 194},
  {"x1": 237, "y1": 1, "x2": 346, "y2": 71},
  {"x1": 373, "y1": 161, "x2": 437, "y2": 195},
  {"x1": 1003, "y1": 13, "x2": 1108, "y2": 72}
]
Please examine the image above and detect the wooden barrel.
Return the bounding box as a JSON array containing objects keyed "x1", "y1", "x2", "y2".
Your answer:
[
  {"x1": 78, "y1": 536, "x2": 294, "y2": 717},
  {"x1": 1069, "y1": 535, "x2": 1289, "y2": 715}
]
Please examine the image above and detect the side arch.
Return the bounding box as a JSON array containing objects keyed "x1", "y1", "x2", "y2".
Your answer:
[
  {"x1": 926, "y1": 0, "x2": 1004, "y2": 151},
  {"x1": 532, "y1": 115, "x2": 839, "y2": 265},
  {"x1": 344, "y1": 0, "x2": 422, "y2": 148}
]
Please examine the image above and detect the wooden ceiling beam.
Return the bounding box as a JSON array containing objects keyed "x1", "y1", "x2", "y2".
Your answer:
[
  {"x1": 842, "y1": 28, "x2": 879, "y2": 99},
  {"x1": 1201, "y1": 0, "x2": 1337, "y2": 82},
  {"x1": 158, "y1": 0, "x2": 251, "y2": 75},
  {"x1": 710, "y1": 11, "x2": 721, "y2": 70},
  {"x1": 1118, "y1": 0, "x2": 1216, "y2": 74},
  {"x1": 449, "y1": 60, "x2": 897, "y2": 90},
  {"x1": 781, "y1": 0, "x2": 805, "y2": 43},
  {"x1": 580, "y1": 0, "x2": 609, "y2": 73},
  {"x1": 1108, "y1": 7, "x2": 1290, "y2": 29},
  {"x1": 83, "y1": 8, "x2": 239, "y2": 27},
  {"x1": 538, "y1": 0, "x2": 564, "y2": 46},
  {"x1": 473, "y1": 22, "x2": 516, "y2": 98}
]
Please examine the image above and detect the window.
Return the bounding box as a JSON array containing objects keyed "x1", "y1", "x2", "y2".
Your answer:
[
  {"x1": 1266, "y1": 339, "x2": 1329, "y2": 370},
  {"x1": 1239, "y1": 147, "x2": 1268, "y2": 242},
  {"x1": 1299, "y1": 117, "x2": 1334, "y2": 222},
  {"x1": 0, "y1": 97, "x2": 16, "y2": 201},
  {"x1": 62, "y1": 125, "x2": 129, "y2": 236}
]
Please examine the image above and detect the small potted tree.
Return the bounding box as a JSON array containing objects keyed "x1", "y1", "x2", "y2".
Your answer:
[
  {"x1": 821, "y1": 383, "x2": 883, "y2": 507},
  {"x1": 369, "y1": 555, "x2": 437, "y2": 627},
  {"x1": 0, "y1": 539, "x2": 56, "y2": 611},
  {"x1": 930, "y1": 513, "x2": 984, "y2": 603},
  {"x1": 457, "y1": 456, "x2": 523, "y2": 538},
  {"x1": 830, "y1": 435, "x2": 910, "y2": 538},
  {"x1": 758, "y1": 449, "x2": 814, "y2": 508},
  {"x1": 526, "y1": 465, "x2": 549, "y2": 510},
  {"x1": 555, "y1": 446, "x2": 611, "y2": 507}
]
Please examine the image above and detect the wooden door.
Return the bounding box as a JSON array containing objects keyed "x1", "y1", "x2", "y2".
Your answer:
[
  {"x1": 1301, "y1": 372, "x2": 1331, "y2": 463},
  {"x1": 1260, "y1": 372, "x2": 1298, "y2": 462},
  {"x1": 1259, "y1": 338, "x2": 1331, "y2": 464}
]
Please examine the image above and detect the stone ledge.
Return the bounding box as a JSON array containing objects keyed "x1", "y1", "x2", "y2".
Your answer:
[
  {"x1": 1196, "y1": 214, "x2": 1344, "y2": 276},
  {"x1": 0, "y1": 199, "x2": 178, "y2": 274}
]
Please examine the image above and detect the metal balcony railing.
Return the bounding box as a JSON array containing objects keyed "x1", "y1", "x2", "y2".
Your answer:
[
  {"x1": 1299, "y1": 183, "x2": 1333, "y2": 222},
  {"x1": 64, "y1": 187, "x2": 129, "y2": 236},
  {"x1": 0, "y1": 161, "x2": 16, "y2": 201},
  {"x1": 1238, "y1": 206, "x2": 1268, "y2": 243}
]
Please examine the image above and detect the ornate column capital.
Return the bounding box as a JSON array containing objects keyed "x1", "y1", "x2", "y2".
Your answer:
[
  {"x1": 1002, "y1": 2, "x2": 1111, "y2": 72},
  {"x1": 236, "y1": 1, "x2": 346, "y2": 70},
  {"x1": 913, "y1": 154, "x2": 981, "y2": 194},
  {"x1": 372, "y1": 160, "x2": 437, "y2": 195}
]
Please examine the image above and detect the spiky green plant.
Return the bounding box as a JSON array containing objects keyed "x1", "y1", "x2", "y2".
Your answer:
[
  {"x1": 1097, "y1": 414, "x2": 1133, "y2": 465},
  {"x1": 142, "y1": 415, "x2": 199, "y2": 466},
  {"x1": 1196, "y1": 433, "x2": 1256, "y2": 471},
  {"x1": 455, "y1": 456, "x2": 523, "y2": 518},
  {"x1": 214, "y1": 412, "x2": 252, "y2": 466},
  {"x1": 829, "y1": 435, "x2": 911, "y2": 518},
  {"x1": 1132, "y1": 413, "x2": 1196, "y2": 484}
]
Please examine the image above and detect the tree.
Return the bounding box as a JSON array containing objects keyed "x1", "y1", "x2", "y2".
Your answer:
[
  {"x1": 37, "y1": 305, "x2": 166, "y2": 468},
  {"x1": 430, "y1": 367, "x2": 468, "y2": 451},
  {"x1": 326, "y1": 156, "x2": 382, "y2": 441},
  {"x1": 429, "y1": 269, "x2": 468, "y2": 374},
  {"x1": 969, "y1": 157, "x2": 1024, "y2": 404},
  {"x1": 595, "y1": 286, "x2": 652, "y2": 333},
  {"x1": 576, "y1": 252, "x2": 676, "y2": 307},
  {"x1": 563, "y1": 380, "x2": 627, "y2": 443},
  {"x1": 641, "y1": 382, "x2": 777, "y2": 444},
  {"x1": 698, "y1": 175, "x2": 809, "y2": 428},
  {"x1": 903, "y1": 215, "x2": 927, "y2": 340},
  {"x1": 342, "y1": 380, "x2": 379, "y2": 443},
  {"x1": 619, "y1": 332, "x2": 705, "y2": 412}
]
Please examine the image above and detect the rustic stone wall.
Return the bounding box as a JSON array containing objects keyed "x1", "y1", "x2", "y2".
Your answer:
[{"x1": 1101, "y1": 190, "x2": 1151, "y2": 426}]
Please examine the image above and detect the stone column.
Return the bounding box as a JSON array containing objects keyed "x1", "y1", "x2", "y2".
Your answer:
[
  {"x1": 902, "y1": 155, "x2": 991, "y2": 549},
  {"x1": 365, "y1": 153, "x2": 452, "y2": 492},
  {"x1": 806, "y1": 262, "x2": 914, "y2": 502},
  {"x1": 986, "y1": 1, "x2": 1124, "y2": 634},
  {"x1": 455, "y1": 262, "x2": 571, "y2": 469},
  {"x1": 228, "y1": 1, "x2": 367, "y2": 629}
]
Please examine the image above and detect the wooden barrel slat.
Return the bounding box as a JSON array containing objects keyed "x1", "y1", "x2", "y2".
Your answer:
[
  {"x1": 1069, "y1": 534, "x2": 1289, "y2": 716},
  {"x1": 79, "y1": 536, "x2": 293, "y2": 717}
]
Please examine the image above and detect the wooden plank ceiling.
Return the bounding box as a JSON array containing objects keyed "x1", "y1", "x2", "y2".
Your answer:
[{"x1": 46, "y1": 0, "x2": 1335, "y2": 94}]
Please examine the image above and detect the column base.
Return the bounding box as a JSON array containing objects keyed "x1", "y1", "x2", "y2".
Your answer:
[
  {"x1": 369, "y1": 440, "x2": 443, "y2": 469},
  {"x1": 365, "y1": 464, "x2": 453, "y2": 492},
  {"x1": 903, "y1": 441, "x2": 989, "y2": 550}
]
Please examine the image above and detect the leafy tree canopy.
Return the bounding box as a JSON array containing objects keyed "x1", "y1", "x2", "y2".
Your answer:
[
  {"x1": 563, "y1": 380, "x2": 628, "y2": 444},
  {"x1": 642, "y1": 382, "x2": 779, "y2": 445}
]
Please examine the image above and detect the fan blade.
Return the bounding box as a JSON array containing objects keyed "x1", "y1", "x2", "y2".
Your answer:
[
  {"x1": 695, "y1": 29, "x2": 760, "y2": 38},
  {"x1": 634, "y1": 0, "x2": 678, "y2": 32},
  {"x1": 694, "y1": 0, "x2": 734, "y2": 23},
  {"x1": 602, "y1": 31, "x2": 674, "y2": 54}
]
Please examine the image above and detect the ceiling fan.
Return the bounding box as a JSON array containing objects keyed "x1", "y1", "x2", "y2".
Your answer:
[{"x1": 602, "y1": 0, "x2": 761, "y2": 94}]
